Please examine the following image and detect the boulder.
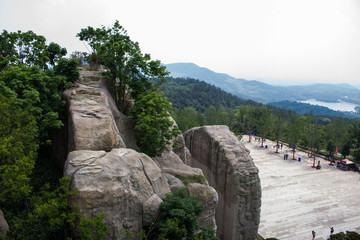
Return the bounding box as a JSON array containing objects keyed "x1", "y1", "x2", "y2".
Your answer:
[
  {"x1": 155, "y1": 151, "x2": 218, "y2": 229},
  {"x1": 154, "y1": 150, "x2": 203, "y2": 178},
  {"x1": 188, "y1": 183, "x2": 218, "y2": 229},
  {"x1": 62, "y1": 69, "x2": 219, "y2": 239},
  {"x1": 0, "y1": 209, "x2": 9, "y2": 238},
  {"x1": 142, "y1": 194, "x2": 162, "y2": 226},
  {"x1": 184, "y1": 125, "x2": 261, "y2": 240},
  {"x1": 64, "y1": 148, "x2": 170, "y2": 239},
  {"x1": 171, "y1": 128, "x2": 192, "y2": 166},
  {"x1": 163, "y1": 173, "x2": 185, "y2": 191}
]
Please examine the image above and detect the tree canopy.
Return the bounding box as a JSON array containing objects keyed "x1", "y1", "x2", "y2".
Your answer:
[
  {"x1": 0, "y1": 28, "x2": 107, "y2": 239},
  {"x1": 77, "y1": 21, "x2": 179, "y2": 156},
  {"x1": 77, "y1": 20, "x2": 168, "y2": 110}
]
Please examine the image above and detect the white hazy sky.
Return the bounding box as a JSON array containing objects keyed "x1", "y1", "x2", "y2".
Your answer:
[{"x1": 1, "y1": 0, "x2": 360, "y2": 86}]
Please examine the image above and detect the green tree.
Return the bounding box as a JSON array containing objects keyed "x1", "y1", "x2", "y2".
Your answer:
[
  {"x1": 130, "y1": 91, "x2": 181, "y2": 157},
  {"x1": 47, "y1": 42, "x2": 67, "y2": 66},
  {"x1": 0, "y1": 30, "x2": 49, "y2": 69},
  {"x1": 325, "y1": 118, "x2": 349, "y2": 157},
  {"x1": 77, "y1": 20, "x2": 168, "y2": 110},
  {"x1": 340, "y1": 138, "x2": 352, "y2": 159},
  {"x1": 70, "y1": 51, "x2": 88, "y2": 65},
  {"x1": 173, "y1": 107, "x2": 204, "y2": 132},
  {"x1": 0, "y1": 94, "x2": 38, "y2": 206},
  {"x1": 285, "y1": 114, "x2": 302, "y2": 159},
  {"x1": 147, "y1": 188, "x2": 218, "y2": 240},
  {"x1": 0, "y1": 65, "x2": 73, "y2": 142},
  {"x1": 348, "y1": 121, "x2": 360, "y2": 162},
  {"x1": 232, "y1": 105, "x2": 256, "y2": 137},
  {"x1": 54, "y1": 58, "x2": 80, "y2": 83},
  {"x1": 253, "y1": 106, "x2": 272, "y2": 147},
  {"x1": 7, "y1": 177, "x2": 108, "y2": 240},
  {"x1": 298, "y1": 116, "x2": 325, "y2": 157},
  {"x1": 328, "y1": 231, "x2": 360, "y2": 240},
  {"x1": 271, "y1": 110, "x2": 286, "y2": 153}
]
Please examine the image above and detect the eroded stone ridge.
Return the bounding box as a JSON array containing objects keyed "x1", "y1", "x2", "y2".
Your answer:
[
  {"x1": 184, "y1": 125, "x2": 261, "y2": 240},
  {"x1": 64, "y1": 148, "x2": 170, "y2": 239},
  {"x1": 63, "y1": 68, "x2": 218, "y2": 239},
  {"x1": 64, "y1": 69, "x2": 137, "y2": 152}
]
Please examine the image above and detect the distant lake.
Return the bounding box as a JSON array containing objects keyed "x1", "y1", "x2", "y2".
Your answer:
[{"x1": 298, "y1": 99, "x2": 359, "y2": 112}]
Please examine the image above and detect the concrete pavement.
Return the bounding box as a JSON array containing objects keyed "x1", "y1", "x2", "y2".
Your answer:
[{"x1": 241, "y1": 136, "x2": 360, "y2": 240}]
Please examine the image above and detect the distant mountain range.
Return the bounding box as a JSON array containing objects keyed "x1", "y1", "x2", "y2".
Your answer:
[{"x1": 164, "y1": 63, "x2": 360, "y2": 106}]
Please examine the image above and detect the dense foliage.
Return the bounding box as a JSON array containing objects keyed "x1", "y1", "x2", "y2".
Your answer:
[
  {"x1": 166, "y1": 77, "x2": 360, "y2": 162},
  {"x1": 269, "y1": 100, "x2": 360, "y2": 120},
  {"x1": 77, "y1": 20, "x2": 168, "y2": 110},
  {"x1": 328, "y1": 231, "x2": 360, "y2": 240},
  {"x1": 0, "y1": 95, "x2": 37, "y2": 206},
  {"x1": 165, "y1": 63, "x2": 360, "y2": 108},
  {"x1": 0, "y1": 30, "x2": 49, "y2": 70},
  {"x1": 130, "y1": 91, "x2": 181, "y2": 156},
  {"x1": 0, "y1": 29, "x2": 106, "y2": 239},
  {"x1": 0, "y1": 65, "x2": 75, "y2": 143},
  {"x1": 77, "y1": 21, "x2": 180, "y2": 156},
  {"x1": 146, "y1": 188, "x2": 218, "y2": 240},
  {"x1": 162, "y1": 76, "x2": 259, "y2": 112}
]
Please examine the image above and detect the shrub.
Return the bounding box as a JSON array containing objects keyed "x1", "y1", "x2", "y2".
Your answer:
[
  {"x1": 131, "y1": 90, "x2": 181, "y2": 157},
  {"x1": 54, "y1": 58, "x2": 79, "y2": 83},
  {"x1": 146, "y1": 188, "x2": 218, "y2": 240}
]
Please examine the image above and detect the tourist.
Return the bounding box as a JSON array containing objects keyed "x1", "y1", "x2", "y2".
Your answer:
[
  {"x1": 316, "y1": 161, "x2": 321, "y2": 170},
  {"x1": 312, "y1": 230, "x2": 316, "y2": 239}
]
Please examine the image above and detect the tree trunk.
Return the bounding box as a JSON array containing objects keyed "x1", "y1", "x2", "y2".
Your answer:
[{"x1": 292, "y1": 148, "x2": 296, "y2": 160}]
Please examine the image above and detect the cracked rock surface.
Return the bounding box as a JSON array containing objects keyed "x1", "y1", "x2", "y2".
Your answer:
[
  {"x1": 64, "y1": 148, "x2": 170, "y2": 239},
  {"x1": 184, "y1": 125, "x2": 261, "y2": 240},
  {"x1": 63, "y1": 68, "x2": 218, "y2": 239}
]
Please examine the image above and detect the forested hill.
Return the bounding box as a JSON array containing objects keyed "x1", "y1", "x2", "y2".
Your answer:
[
  {"x1": 165, "y1": 63, "x2": 360, "y2": 105},
  {"x1": 162, "y1": 76, "x2": 360, "y2": 120},
  {"x1": 162, "y1": 77, "x2": 260, "y2": 112},
  {"x1": 269, "y1": 101, "x2": 360, "y2": 120}
]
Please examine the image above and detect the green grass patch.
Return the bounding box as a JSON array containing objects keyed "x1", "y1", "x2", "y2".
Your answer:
[
  {"x1": 77, "y1": 89, "x2": 101, "y2": 96},
  {"x1": 176, "y1": 174, "x2": 208, "y2": 185}
]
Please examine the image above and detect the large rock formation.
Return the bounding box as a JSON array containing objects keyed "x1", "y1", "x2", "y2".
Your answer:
[
  {"x1": 184, "y1": 125, "x2": 261, "y2": 240},
  {"x1": 64, "y1": 69, "x2": 137, "y2": 153},
  {"x1": 63, "y1": 68, "x2": 218, "y2": 239},
  {"x1": 0, "y1": 209, "x2": 9, "y2": 238},
  {"x1": 64, "y1": 149, "x2": 170, "y2": 238}
]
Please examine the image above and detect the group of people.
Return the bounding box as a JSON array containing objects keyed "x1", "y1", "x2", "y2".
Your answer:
[{"x1": 312, "y1": 227, "x2": 334, "y2": 239}]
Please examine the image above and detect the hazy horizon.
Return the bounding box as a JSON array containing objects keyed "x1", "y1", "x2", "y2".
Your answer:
[
  {"x1": 165, "y1": 62, "x2": 360, "y2": 88},
  {"x1": 1, "y1": 0, "x2": 359, "y2": 86}
]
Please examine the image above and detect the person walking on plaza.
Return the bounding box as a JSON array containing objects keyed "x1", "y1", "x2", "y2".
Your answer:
[{"x1": 312, "y1": 230, "x2": 316, "y2": 239}]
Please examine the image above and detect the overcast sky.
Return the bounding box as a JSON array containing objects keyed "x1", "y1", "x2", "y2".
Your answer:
[{"x1": 1, "y1": 0, "x2": 360, "y2": 86}]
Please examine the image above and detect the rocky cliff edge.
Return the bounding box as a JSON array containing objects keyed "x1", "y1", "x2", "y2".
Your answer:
[
  {"x1": 63, "y1": 68, "x2": 217, "y2": 239},
  {"x1": 184, "y1": 125, "x2": 261, "y2": 240}
]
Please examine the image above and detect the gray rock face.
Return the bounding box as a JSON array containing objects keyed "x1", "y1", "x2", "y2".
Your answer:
[
  {"x1": 64, "y1": 70, "x2": 137, "y2": 152},
  {"x1": 64, "y1": 148, "x2": 170, "y2": 239},
  {"x1": 188, "y1": 183, "x2": 218, "y2": 229},
  {"x1": 63, "y1": 68, "x2": 218, "y2": 239},
  {"x1": 184, "y1": 125, "x2": 261, "y2": 240},
  {"x1": 0, "y1": 209, "x2": 9, "y2": 238}
]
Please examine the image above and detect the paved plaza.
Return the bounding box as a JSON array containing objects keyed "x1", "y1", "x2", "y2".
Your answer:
[{"x1": 241, "y1": 136, "x2": 360, "y2": 240}]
